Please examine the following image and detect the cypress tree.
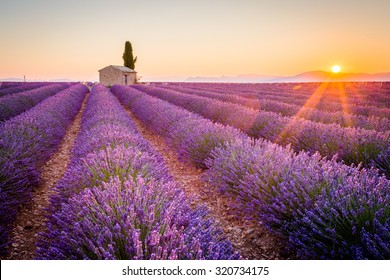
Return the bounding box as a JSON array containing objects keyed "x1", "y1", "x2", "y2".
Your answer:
[{"x1": 122, "y1": 41, "x2": 137, "y2": 70}]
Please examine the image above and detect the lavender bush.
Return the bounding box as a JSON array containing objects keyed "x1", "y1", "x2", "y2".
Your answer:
[
  {"x1": 72, "y1": 86, "x2": 151, "y2": 159},
  {"x1": 112, "y1": 85, "x2": 245, "y2": 169},
  {"x1": 132, "y1": 84, "x2": 389, "y2": 174},
  {"x1": 0, "y1": 82, "x2": 60, "y2": 97},
  {"x1": 178, "y1": 82, "x2": 390, "y2": 117},
  {"x1": 0, "y1": 84, "x2": 88, "y2": 254},
  {"x1": 0, "y1": 83, "x2": 70, "y2": 121},
  {"x1": 113, "y1": 85, "x2": 389, "y2": 259},
  {"x1": 40, "y1": 177, "x2": 238, "y2": 260},
  {"x1": 207, "y1": 139, "x2": 390, "y2": 259},
  {"x1": 0, "y1": 82, "x2": 21, "y2": 91},
  {"x1": 38, "y1": 85, "x2": 239, "y2": 260},
  {"x1": 373, "y1": 148, "x2": 390, "y2": 178},
  {"x1": 47, "y1": 144, "x2": 171, "y2": 213},
  {"x1": 45, "y1": 85, "x2": 166, "y2": 213},
  {"x1": 162, "y1": 84, "x2": 390, "y2": 132},
  {"x1": 289, "y1": 169, "x2": 389, "y2": 259}
]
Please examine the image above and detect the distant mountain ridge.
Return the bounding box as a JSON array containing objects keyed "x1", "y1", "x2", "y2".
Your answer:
[
  {"x1": 185, "y1": 74, "x2": 279, "y2": 83},
  {"x1": 186, "y1": 71, "x2": 390, "y2": 83}
]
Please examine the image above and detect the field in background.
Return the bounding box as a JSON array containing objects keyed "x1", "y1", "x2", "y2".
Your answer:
[{"x1": 1, "y1": 81, "x2": 389, "y2": 260}]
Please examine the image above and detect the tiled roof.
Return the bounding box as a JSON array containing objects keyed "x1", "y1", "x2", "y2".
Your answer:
[{"x1": 99, "y1": 65, "x2": 136, "y2": 73}]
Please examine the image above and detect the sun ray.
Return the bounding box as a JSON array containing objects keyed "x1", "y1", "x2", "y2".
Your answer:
[
  {"x1": 275, "y1": 82, "x2": 330, "y2": 146},
  {"x1": 274, "y1": 79, "x2": 356, "y2": 150},
  {"x1": 334, "y1": 81, "x2": 352, "y2": 127}
]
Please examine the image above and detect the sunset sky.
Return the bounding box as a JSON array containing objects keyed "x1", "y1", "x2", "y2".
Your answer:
[{"x1": 1, "y1": 0, "x2": 390, "y2": 81}]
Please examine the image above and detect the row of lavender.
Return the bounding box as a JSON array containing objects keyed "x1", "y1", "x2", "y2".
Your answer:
[
  {"x1": 182, "y1": 82, "x2": 390, "y2": 110},
  {"x1": 0, "y1": 84, "x2": 88, "y2": 255},
  {"x1": 0, "y1": 82, "x2": 21, "y2": 90},
  {"x1": 0, "y1": 82, "x2": 60, "y2": 97},
  {"x1": 0, "y1": 82, "x2": 48, "y2": 97},
  {"x1": 181, "y1": 83, "x2": 390, "y2": 117},
  {"x1": 185, "y1": 82, "x2": 390, "y2": 101},
  {"x1": 182, "y1": 83, "x2": 390, "y2": 118},
  {"x1": 161, "y1": 84, "x2": 390, "y2": 132},
  {"x1": 132, "y1": 85, "x2": 389, "y2": 176},
  {"x1": 0, "y1": 83, "x2": 70, "y2": 121},
  {"x1": 112, "y1": 84, "x2": 390, "y2": 259},
  {"x1": 37, "y1": 85, "x2": 238, "y2": 260}
]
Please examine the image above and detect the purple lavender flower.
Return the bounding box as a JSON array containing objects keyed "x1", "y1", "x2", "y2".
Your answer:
[
  {"x1": 112, "y1": 84, "x2": 389, "y2": 259},
  {"x1": 130, "y1": 84, "x2": 389, "y2": 173},
  {"x1": 38, "y1": 84, "x2": 239, "y2": 260},
  {"x1": 39, "y1": 177, "x2": 238, "y2": 260},
  {"x1": 0, "y1": 83, "x2": 70, "y2": 121},
  {"x1": 0, "y1": 84, "x2": 88, "y2": 254}
]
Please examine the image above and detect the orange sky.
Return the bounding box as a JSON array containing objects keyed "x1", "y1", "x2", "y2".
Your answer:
[{"x1": 1, "y1": 0, "x2": 389, "y2": 81}]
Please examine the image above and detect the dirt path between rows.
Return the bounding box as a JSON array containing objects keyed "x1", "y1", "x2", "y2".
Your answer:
[
  {"x1": 125, "y1": 109, "x2": 291, "y2": 259},
  {"x1": 5, "y1": 93, "x2": 89, "y2": 260}
]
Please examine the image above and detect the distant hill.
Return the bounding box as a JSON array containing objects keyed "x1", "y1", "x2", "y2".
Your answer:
[
  {"x1": 270, "y1": 71, "x2": 390, "y2": 82},
  {"x1": 186, "y1": 74, "x2": 279, "y2": 83},
  {"x1": 186, "y1": 71, "x2": 390, "y2": 83}
]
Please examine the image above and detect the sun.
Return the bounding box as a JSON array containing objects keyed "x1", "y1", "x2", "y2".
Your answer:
[{"x1": 332, "y1": 65, "x2": 341, "y2": 73}]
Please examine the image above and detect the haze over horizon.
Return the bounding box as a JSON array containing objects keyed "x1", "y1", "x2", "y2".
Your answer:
[{"x1": 1, "y1": 0, "x2": 390, "y2": 81}]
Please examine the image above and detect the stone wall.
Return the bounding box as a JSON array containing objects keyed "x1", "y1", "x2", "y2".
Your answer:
[{"x1": 99, "y1": 67, "x2": 136, "y2": 86}]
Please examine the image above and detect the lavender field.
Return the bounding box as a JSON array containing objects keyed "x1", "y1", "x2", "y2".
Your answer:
[{"x1": 0, "y1": 81, "x2": 389, "y2": 260}]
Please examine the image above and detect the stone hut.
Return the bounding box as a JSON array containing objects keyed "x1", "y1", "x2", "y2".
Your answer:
[{"x1": 98, "y1": 65, "x2": 137, "y2": 86}]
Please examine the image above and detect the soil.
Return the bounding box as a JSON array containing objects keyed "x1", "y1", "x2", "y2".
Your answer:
[
  {"x1": 125, "y1": 109, "x2": 292, "y2": 260},
  {"x1": 4, "y1": 93, "x2": 89, "y2": 260}
]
